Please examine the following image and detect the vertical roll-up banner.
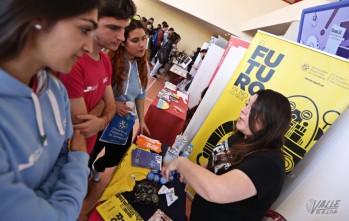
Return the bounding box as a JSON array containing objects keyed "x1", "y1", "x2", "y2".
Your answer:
[
  {"x1": 184, "y1": 36, "x2": 250, "y2": 147},
  {"x1": 189, "y1": 30, "x2": 349, "y2": 176}
]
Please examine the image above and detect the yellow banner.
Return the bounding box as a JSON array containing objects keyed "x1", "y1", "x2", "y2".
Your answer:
[{"x1": 190, "y1": 31, "x2": 349, "y2": 173}]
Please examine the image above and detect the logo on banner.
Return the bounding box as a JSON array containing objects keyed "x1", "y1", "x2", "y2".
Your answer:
[
  {"x1": 233, "y1": 44, "x2": 285, "y2": 96},
  {"x1": 306, "y1": 199, "x2": 341, "y2": 215}
]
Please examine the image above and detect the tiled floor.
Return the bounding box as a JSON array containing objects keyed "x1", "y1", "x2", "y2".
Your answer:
[{"x1": 78, "y1": 72, "x2": 192, "y2": 220}]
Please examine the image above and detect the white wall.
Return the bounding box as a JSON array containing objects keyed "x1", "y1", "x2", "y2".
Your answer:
[
  {"x1": 135, "y1": 0, "x2": 335, "y2": 53},
  {"x1": 133, "y1": 0, "x2": 224, "y2": 53},
  {"x1": 161, "y1": 0, "x2": 335, "y2": 40}
]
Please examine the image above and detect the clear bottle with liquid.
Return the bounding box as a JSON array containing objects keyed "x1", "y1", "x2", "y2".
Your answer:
[
  {"x1": 180, "y1": 143, "x2": 193, "y2": 159},
  {"x1": 163, "y1": 134, "x2": 187, "y2": 164}
]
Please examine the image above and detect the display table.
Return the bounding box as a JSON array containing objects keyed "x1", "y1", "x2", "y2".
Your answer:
[
  {"x1": 88, "y1": 144, "x2": 187, "y2": 221},
  {"x1": 144, "y1": 93, "x2": 188, "y2": 146},
  {"x1": 169, "y1": 64, "x2": 188, "y2": 85}
]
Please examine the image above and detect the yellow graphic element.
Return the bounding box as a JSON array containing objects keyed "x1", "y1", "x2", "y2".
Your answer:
[
  {"x1": 97, "y1": 193, "x2": 144, "y2": 221},
  {"x1": 99, "y1": 144, "x2": 148, "y2": 202},
  {"x1": 189, "y1": 31, "x2": 349, "y2": 180}
]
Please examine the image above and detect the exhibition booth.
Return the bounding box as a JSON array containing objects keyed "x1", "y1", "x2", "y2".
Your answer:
[{"x1": 91, "y1": 1, "x2": 349, "y2": 220}]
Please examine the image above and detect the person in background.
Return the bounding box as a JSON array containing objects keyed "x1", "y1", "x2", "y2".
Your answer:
[
  {"x1": 141, "y1": 16, "x2": 147, "y2": 26},
  {"x1": 59, "y1": 0, "x2": 136, "y2": 154},
  {"x1": 89, "y1": 19, "x2": 150, "y2": 182},
  {"x1": 184, "y1": 86, "x2": 208, "y2": 130},
  {"x1": 162, "y1": 89, "x2": 291, "y2": 221},
  {"x1": 192, "y1": 48, "x2": 207, "y2": 72},
  {"x1": 145, "y1": 21, "x2": 153, "y2": 35},
  {"x1": 148, "y1": 17, "x2": 154, "y2": 24},
  {"x1": 149, "y1": 32, "x2": 181, "y2": 78},
  {"x1": 162, "y1": 27, "x2": 174, "y2": 45},
  {"x1": 147, "y1": 17, "x2": 155, "y2": 36},
  {"x1": 183, "y1": 48, "x2": 208, "y2": 92},
  {"x1": 0, "y1": 0, "x2": 100, "y2": 220},
  {"x1": 154, "y1": 23, "x2": 162, "y2": 32},
  {"x1": 149, "y1": 22, "x2": 169, "y2": 62},
  {"x1": 187, "y1": 47, "x2": 201, "y2": 72}
]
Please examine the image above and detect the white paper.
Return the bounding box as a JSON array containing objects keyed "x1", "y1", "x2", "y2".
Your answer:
[
  {"x1": 158, "y1": 185, "x2": 169, "y2": 195},
  {"x1": 165, "y1": 192, "x2": 178, "y2": 206}
]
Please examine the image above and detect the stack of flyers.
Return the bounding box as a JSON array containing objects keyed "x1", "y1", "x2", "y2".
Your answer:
[{"x1": 131, "y1": 148, "x2": 162, "y2": 170}]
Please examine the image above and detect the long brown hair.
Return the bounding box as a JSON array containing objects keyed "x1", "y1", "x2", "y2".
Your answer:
[
  {"x1": 108, "y1": 19, "x2": 148, "y2": 96},
  {"x1": 0, "y1": 0, "x2": 101, "y2": 62},
  {"x1": 215, "y1": 89, "x2": 291, "y2": 167}
]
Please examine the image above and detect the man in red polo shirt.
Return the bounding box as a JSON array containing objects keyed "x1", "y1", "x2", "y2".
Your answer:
[{"x1": 59, "y1": 0, "x2": 136, "y2": 153}]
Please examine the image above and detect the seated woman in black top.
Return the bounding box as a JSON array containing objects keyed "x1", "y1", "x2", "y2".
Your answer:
[{"x1": 162, "y1": 89, "x2": 291, "y2": 221}]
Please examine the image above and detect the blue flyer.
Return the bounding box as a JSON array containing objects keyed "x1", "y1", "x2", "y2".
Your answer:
[
  {"x1": 99, "y1": 113, "x2": 135, "y2": 145},
  {"x1": 131, "y1": 148, "x2": 162, "y2": 170}
]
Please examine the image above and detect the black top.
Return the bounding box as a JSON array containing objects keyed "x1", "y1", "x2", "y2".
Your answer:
[{"x1": 190, "y1": 138, "x2": 286, "y2": 221}]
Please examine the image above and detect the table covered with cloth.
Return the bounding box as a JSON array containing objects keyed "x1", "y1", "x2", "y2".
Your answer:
[{"x1": 88, "y1": 144, "x2": 187, "y2": 221}]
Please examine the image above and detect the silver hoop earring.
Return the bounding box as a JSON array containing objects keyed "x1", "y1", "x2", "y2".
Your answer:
[{"x1": 34, "y1": 24, "x2": 42, "y2": 30}]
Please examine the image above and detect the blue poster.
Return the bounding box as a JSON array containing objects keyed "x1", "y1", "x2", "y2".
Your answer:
[
  {"x1": 99, "y1": 113, "x2": 135, "y2": 145},
  {"x1": 298, "y1": 1, "x2": 349, "y2": 59}
]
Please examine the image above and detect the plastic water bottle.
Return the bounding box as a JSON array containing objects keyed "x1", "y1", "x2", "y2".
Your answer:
[
  {"x1": 163, "y1": 134, "x2": 187, "y2": 164},
  {"x1": 180, "y1": 143, "x2": 193, "y2": 158}
]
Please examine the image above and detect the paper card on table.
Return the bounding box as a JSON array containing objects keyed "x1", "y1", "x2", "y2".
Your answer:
[
  {"x1": 158, "y1": 185, "x2": 169, "y2": 195},
  {"x1": 177, "y1": 90, "x2": 188, "y2": 100},
  {"x1": 156, "y1": 99, "x2": 169, "y2": 109},
  {"x1": 96, "y1": 193, "x2": 144, "y2": 221},
  {"x1": 165, "y1": 192, "x2": 178, "y2": 206},
  {"x1": 166, "y1": 187, "x2": 175, "y2": 196},
  {"x1": 136, "y1": 134, "x2": 162, "y2": 153},
  {"x1": 165, "y1": 81, "x2": 177, "y2": 91},
  {"x1": 148, "y1": 209, "x2": 173, "y2": 221}
]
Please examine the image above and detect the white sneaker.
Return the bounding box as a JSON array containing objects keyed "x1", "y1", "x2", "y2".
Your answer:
[{"x1": 91, "y1": 164, "x2": 101, "y2": 183}]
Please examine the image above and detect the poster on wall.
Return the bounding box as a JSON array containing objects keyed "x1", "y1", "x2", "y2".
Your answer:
[
  {"x1": 189, "y1": 31, "x2": 349, "y2": 176},
  {"x1": 297, "y1": 0, "x2": 349, "y2": 59}
]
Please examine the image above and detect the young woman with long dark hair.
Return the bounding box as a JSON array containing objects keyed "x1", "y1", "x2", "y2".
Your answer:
[{"x1": 162, "y1": 89, "x2": 291, "y2": 220}]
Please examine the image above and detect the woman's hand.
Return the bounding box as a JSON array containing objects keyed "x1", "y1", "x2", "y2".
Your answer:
[
  {"x1": 115, "y1": 101, "x2": 131, "y2": 116},
  {"x1": 139, "y1": 121, "x2": 150, "y2": 135},
  {"x1": 161, "y1": 157, "x2": 180, "y2": 181}
]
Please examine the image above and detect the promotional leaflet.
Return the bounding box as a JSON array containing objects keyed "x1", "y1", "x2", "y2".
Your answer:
[
  {"x1": 97, "y1": 193, "x2": 144, "y2": 221},
  {"x1": 131, "y1": 148, "x2": 162, "y2": 170},
  {"x1": 100, "y1": 113, "x2": 135, "y2": 145}
]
